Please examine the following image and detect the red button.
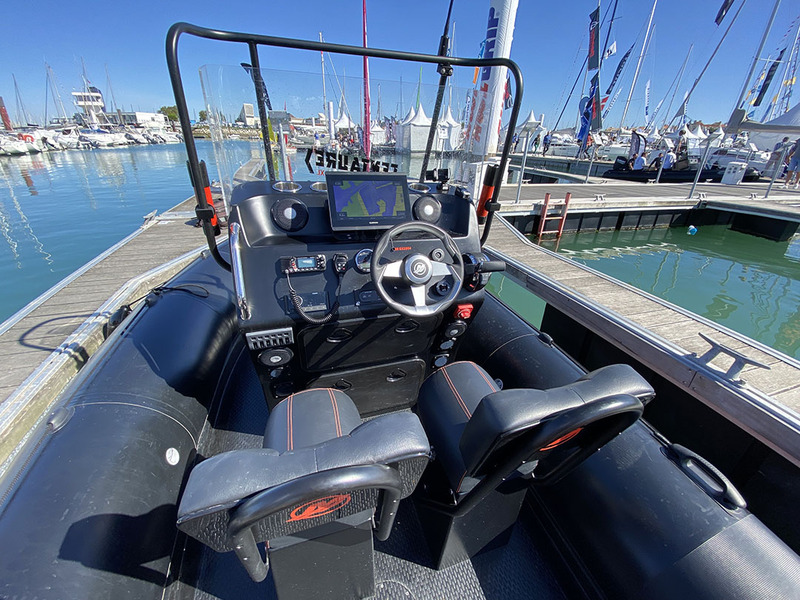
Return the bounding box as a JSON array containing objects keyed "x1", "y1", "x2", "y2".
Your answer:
[{"x1": 454, "y1": 303, "x2": 473, "y2": 320}]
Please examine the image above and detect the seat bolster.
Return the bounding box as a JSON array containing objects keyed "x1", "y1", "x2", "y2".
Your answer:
[
  {"x1": 459, "y1": 388, "x2": 583, "y2": 475},
  {"x1": 571, "y1": 364, "x2": 655, "y2": 404},
  {"x1": 264, "y1": 388, "x2": 362, "y2": 451},
  {"x1": 315, "y1": 412, "x2": 431, "y2": 498}
]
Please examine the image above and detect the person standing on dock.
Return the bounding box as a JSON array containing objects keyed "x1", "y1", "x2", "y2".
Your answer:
[
  {"x1": 783, "y1": 138, "x2": 800, "y2": 189},
  {"x1": 627, "y1": 153, "x2": 637, "y2": 170},
  {"x1": 766, "y1": 137, "x2": 790, "y2": 178},
  {"x1": 533, "y1": 133, "x2": 541, "y2": 154},
  {"x1": 542, "y1": 131, "x2": 551, "y2": 156},
  {"x1": 676, "y1": 129, "x2": 688, "y2": 158}
]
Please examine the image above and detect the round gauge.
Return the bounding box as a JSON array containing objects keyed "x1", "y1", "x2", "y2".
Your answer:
[{"x1": 354, "y1": 248, "x2": 373, "y2": 273}]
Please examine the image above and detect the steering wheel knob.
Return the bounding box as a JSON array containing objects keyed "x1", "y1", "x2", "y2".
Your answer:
[{"x1": 404, "y1": 254, "x2": 433, "y2": 284}]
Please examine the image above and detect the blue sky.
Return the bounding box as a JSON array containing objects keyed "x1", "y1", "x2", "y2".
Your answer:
[{"x1": 1, "y1": 0, "x2": 798, "y2": 130}]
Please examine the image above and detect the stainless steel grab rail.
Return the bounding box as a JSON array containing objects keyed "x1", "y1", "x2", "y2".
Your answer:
[{"x1": 229, "y1": 223, "x2": 250, "y2": 320}]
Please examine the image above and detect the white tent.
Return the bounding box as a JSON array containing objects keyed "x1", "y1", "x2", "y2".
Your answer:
[
  {"x1": 395, "y1": 105, "x2": 433, "y2": 153},
  {"x1": 747, "y1": 102, "x2": 800, "y2": 150},
  {"x1": 407, "y1": 105, "x2": 432, "y2": 152},
  {"x1": 333, "y1": 97, "x2": 356, "y2": 131},
  {"x1": 369, "y1": 121, "x2": 386, "y2": 145},
  {"x1": 691, "y1": 124, "x2": 708, "y2": 139},
  {"x1": 440, "y1": 106, "x2": 462, "y2": 151},
  {"x1": 394, "y1": 107, "x2": 416, "y2": 151}
]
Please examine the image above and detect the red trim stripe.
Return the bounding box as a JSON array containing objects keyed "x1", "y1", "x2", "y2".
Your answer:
[
  {"x1": 329, "y1": 389, "x2": 342, "y2": 437},
  {"x1": 441, "y1": 366, "x2": 472, "y2": 418}
]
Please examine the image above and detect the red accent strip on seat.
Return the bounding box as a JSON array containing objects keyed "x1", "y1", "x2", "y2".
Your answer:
[
  {"x1": 329, "y1": 389, "x2": 342, "y2": 437},
  {"x1": 441, "y1": 366, "x2": 472, "y2": 418},
  {"x1": 470, "y1": 362, "x2": 498, "y2": 391},
  {"x1": 287, "y1": 395, "x2": 294, "y2": 451}
]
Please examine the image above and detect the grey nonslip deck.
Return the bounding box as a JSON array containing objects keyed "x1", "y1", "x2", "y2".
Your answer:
[
  {"x1": 485, "y1": 218, "x2": 800, "y2": 467},
  {"x1": 0, "y1": 197, "x2": 210, "y2": 463}
]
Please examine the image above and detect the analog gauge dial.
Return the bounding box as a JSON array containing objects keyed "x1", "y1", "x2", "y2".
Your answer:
[{"x1": 354, "y1": 248, "x2": 373, "y2": 273}]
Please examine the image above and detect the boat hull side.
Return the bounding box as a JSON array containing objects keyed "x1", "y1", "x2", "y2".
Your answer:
[{"x1": 0, "y1": 254, "x2": 239, "y2": 599}]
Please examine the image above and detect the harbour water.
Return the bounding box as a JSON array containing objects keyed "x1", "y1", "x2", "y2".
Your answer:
[
  {"x1": 0, "y1": 141, "x2": 216, "y2": 323},
  {"x1": 545, "y1": 226, "x2": 800, "y2": 359}
]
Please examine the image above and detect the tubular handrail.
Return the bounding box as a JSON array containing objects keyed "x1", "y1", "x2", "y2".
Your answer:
[
  {"x1": 165, "y1": 21, "x2": 524, "y2": 269},
  {"x1": 226, "y1": 464, "x2": 403, "y2": 582}
]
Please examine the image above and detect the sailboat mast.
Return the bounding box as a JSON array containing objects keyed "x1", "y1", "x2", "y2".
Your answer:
[
  {"x1": 619, "y1": 0, "x2": 657, "y2": 129},
  {"x1": 363, "y1": 0, "x2": 371, "y2": 159},
  {"x1": 734, "y1": 0, "x2": 781, "y2": 114},
  {"x1": 46, "y1": 63, "x2": 69, "y2": 122},
  {"x1": 661, "y1": 44, "x2": 693, "y2": 128},
  {"x1": 320, "y1": 32, "x2": 327, "y2": 124},
  {"x1": 44, "y1": 70, "x2": 49, "y2": 126}
]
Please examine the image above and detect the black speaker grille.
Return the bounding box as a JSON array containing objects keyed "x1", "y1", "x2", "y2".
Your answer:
[{"x1": 271, "y1": 198, "x2": 309, "y2": 231}]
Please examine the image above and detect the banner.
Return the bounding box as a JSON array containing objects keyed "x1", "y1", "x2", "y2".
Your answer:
[
  {"x1": 644, "y1": 79, "x2": 651, "y2": 124},
  {"x1": 590, "y1": 72, "x2": 602, "y2": 131},
  {"x1": 753, "y1": 48, "x2": 785, "y2": 107},
  {"x1": 464, "y1": 0, "x2": 519, "y2": 156},
  {"x1": 577, "y1": 95, "x2": 590, "y2": 146},
  {"x1": 588, "y1": 8, "x2": 600, "y2": 70},
  {"x1": 605, "y1": 45, "x2": 633, "y2": 95},
  {"x1": 604, "y1": 41, "x2": 617, "y2": 60},
  {"x1": 715, "y1": 0, "x2": 735, "y2": 26},
  {"x1": 602, "y1": 88, "x2": 622, "y2": 119}
]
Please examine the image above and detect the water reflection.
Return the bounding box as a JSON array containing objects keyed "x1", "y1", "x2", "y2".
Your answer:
[
  {"x1": 552, "y1": 225, "x2": 800, "y2": 359},
  {"x1": 0, "y1": 142, "x2": 199, "y2": 323}
]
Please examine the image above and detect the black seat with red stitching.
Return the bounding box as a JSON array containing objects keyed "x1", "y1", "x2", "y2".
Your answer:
[
  {"x1": 415, "y1": 360, "x2": 653, "y2": 568},
  {"x1": 176, "y1": 387, "x2": 430, "y2": 594}
]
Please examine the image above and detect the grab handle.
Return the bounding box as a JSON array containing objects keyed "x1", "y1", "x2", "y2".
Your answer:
[{"x1": 667, "y1": 444, "x2": 746, "y2": 510}]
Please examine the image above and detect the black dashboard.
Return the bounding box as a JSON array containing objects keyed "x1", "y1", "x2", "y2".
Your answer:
[{"x1": 227, "y1": 174, "x2": 494, "y2": 412}]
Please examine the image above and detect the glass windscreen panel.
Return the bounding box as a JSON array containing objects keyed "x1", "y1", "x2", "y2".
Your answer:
[{"x1": 198, "y1": 64, "x2": 514, "y2": 209}]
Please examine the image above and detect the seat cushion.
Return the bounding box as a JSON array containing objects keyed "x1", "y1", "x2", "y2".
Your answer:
[
  {"x1": 417, "y1": 361, "x2": 498, "y2": 497},
  {"x1": 264, "y1": 388, "x2": 362, "y2": 451}
]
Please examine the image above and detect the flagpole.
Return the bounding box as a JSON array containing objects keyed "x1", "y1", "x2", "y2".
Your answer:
[
  {"x1": 675, "y1": 0, "x2": 746, "y2": 124},
  {"x1": 619, "y1": 0, "x2": 657, "y2": 130},
  {"x1": 733, "y1": 0, "x2": 781, "y2": 114},
  {"x1": 363, "y1": 0, "x2": 371, "y2": 160}
]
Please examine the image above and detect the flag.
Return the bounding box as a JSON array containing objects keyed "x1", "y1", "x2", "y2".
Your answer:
[
  {"x1": 589, "y1": 72, "x2": 602, "y2": 132},
  {"x1": 753, "y1": 48, "x2": 785, "y2": 107},
  {"x1": 588, "y1": 8, "x2": 600, "y2": 70},
  {"x1": 603, "y1": 88, "x2": 622, "y2": 119},
  {"x1": 605, "y1": 45, "x2": 634, "y2": 95},
  {"x1": 503, "y1": 75, "x2": 512, "y2": 110},
  {"x1": 577, "y1": 95, "x2": 590, "y2": 145},
  {"x1": 604, "y1": 41, "x2": 617, "y2": 60},
  {"x1": 644, "y1": 79, "x2": 651, "y2": 124},
  {"x1": 715, "y1": 0, "x2": 735, "y2": 26}
]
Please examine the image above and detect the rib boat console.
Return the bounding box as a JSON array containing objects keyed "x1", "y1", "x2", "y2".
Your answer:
[{"x1": 228, "y1": 172, "x2": 495, "y2": 414}]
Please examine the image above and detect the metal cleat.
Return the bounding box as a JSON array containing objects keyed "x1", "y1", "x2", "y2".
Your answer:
[{"x1": 693, "y1": 332, "x2": 770, "y2": 385}]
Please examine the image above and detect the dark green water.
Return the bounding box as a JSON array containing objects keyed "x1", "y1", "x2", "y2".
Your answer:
[{"x1": 540, "y1": 225, "x2": 800, "y2": 359}]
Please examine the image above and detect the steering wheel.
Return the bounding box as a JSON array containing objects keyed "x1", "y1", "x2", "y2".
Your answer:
[{"x1": 371, "y1": 222, "x2": 464, "y2": 318}]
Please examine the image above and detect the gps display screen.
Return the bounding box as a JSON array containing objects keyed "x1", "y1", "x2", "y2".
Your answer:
[{"x1": 326, "y1": 172, "x2": 410, "y2": 231}]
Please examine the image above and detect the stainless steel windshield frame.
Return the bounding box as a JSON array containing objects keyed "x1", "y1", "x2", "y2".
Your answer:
[{"x1": 166, "y1": 22, "x2": 524, "y2": 270}]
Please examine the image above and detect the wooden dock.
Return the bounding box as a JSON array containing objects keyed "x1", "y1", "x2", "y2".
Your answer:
[
  {"x1": 0, "y1": 198, "x2": 209, "y2": 466},
  {"x1": 485, "y1": 216, "x2": 800, "y2": 467}
]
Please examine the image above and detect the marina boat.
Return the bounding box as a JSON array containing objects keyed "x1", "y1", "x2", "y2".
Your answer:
[
  {"x1": 0, "y1": 134, "x2": 29, "y2": 155},
  {"x1": 0, "y1": 21, "x2": 798, "y2": 600}
]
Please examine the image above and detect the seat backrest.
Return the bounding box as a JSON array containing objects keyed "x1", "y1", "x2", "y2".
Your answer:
[
  {"x1": 177, "y1": 412, "x2": 429, "y2": 553},
  {"x1": 459, "y1": 365, "x2": 653, "y2": 485}
]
